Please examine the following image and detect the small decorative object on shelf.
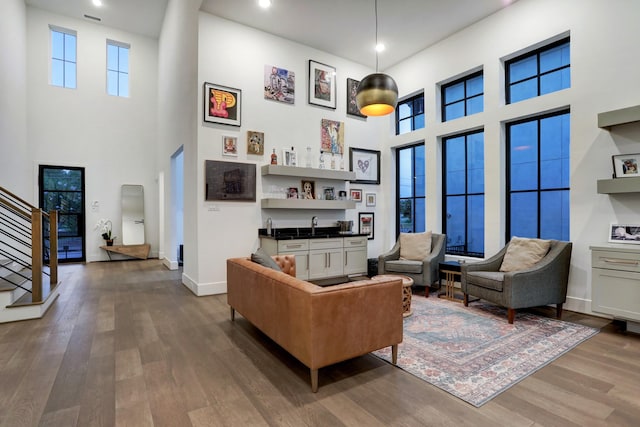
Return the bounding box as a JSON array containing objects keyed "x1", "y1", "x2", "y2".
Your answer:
[
  {"x1": 290, "y1": 146, "x2": 297, "y2": 166},
  {"x1": 319, "y1": 151, "x2": 325, "y2": 169},
  {"x1": 331, "y1": 153, "x2": 336, "y2": 170},
  {"x1": 95, "y1": 218, "x2": 116, "y2": 246},
  {"x1": 306, "y1": 146, "x2": 312, "y2": 167},
  {"x1": 270, "y1": 148, "x2": 278, "y2": 165}
]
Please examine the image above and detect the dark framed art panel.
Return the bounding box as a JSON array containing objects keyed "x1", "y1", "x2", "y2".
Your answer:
[
  {"x1": 350, "y1": 147, "x2": 381, "y2": 184},
  {"x1": 205, "y1": 160, "x2": 256, "y2": 201},
  {"x1": 346, "y1": 78, "x2": 366, "y2": 118},
  {"x1": 203, "y1": 82, "x2": 242, "y2": 126},
  {"x1": 359, "y1": 212, "x2": 375, "y2": 240}
]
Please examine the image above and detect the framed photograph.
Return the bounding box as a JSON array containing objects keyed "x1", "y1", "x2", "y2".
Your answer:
[
  {"x1": 609, "y1": 223, "x2": 640, "y2": 244},
  {"x1": 359, "y1": 212, "x2": 375, "y2": 240},
  {"x1": 287, "y1": 187, "x2": 299, "y2": 199},
  {"x1": 612, "y1": 154, "x2": 640, "y2": 178},
  {"x1": 350, "y1": 147, "x2": 381, "y2": 184},
  {"x1": 283, "y1": 148, "x2": 297, "y2": 166},
  {"x1": 350, "y1": 189, "x2": 362, "y2": 202},
  {"x1": 247, "y1": 131, "x2": 264, "y2": 155},
  {"x1": 346, "y1": 78, "x2": 366, "y2": 118},
  {"x1": 320, "y1": 119, "x2": 344, "y2": 154},
  {"x1": 308, "y1": 60, "x2": 336, "y2": 109},
  {"x1": 203, "y1": 82, "x2": 241, "y2": 126},
  {"x1": 205, "y1": 160, "x2": 256, "y2": 202},
  {"x1": 365, "y1": 193, "x2": 376, "y2": 207},
  {"x1": 301, "y1": 180, "x2": 315, "y2": 199},
  {"x1": 222, "y1": 136, "x2": 238, "y2": 156},
  {"x1": 264, "y1": 64, "x2": 295, "y2": 104},
  {"x1": 323, "y1": 186, "x2": 335, "y2": 200}
]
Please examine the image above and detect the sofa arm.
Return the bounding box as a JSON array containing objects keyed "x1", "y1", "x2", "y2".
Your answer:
[{"x1": 378, "y1": 241, "x2": 401, "y2": 274}]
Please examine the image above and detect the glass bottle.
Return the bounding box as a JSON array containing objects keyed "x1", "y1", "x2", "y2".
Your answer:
[
  {"x1": 306, "y1": 146, "x2": 312, "y2": 168},
  {"x1": 290, "y1": 146, "x2": 296, "y2": 166},
  {"x1": 270, "y1": 148, "x2": 278, "y2": 165},
  {"x1": 319, "y1": 151, "x2": 325, "y2": 169},
  {"x1": 331, "y1": 153, "x2": 336, "y2": 170}
]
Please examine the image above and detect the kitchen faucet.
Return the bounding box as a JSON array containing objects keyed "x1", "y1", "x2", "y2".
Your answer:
[{"x1": 311, "y1": 216, "x2": 318, "y2": 236}]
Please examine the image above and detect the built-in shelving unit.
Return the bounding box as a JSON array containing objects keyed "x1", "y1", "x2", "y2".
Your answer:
[
  {"x1": 261, "y1": 165, "x2": 356, "y2": 210},
  {"x1": 598, "y1": 105, "x2": 640, "y2": 129},
  {"x1": 597, "y1": 177, "x2": 640, "y2": 194}
]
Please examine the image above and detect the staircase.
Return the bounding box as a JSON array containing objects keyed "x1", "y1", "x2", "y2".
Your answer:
[{"x1": 0, "y1": 186, "x2": 60, "y2": 323}]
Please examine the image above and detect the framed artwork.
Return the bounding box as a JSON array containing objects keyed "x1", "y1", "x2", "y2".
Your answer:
[
  {"x1": 247, "y1": 131, "x2": 264, "y2": 155},
  {"x1": 365, "y1": 193, "x2": 376, "y2": 207},
  {"x1": 301, "y1": 180, "x2": 315, "y2": 199},
  {"x1": 612, "y1": 154, "x2": 640, "y2": 178},
  {"x1": 308, "y1": 60, "x2": 336, "y2": 109},
  {"x1": 283, "y1": 148, "x2": 297, "y2": 166},
  {"x1": 609, "y1": 223, "x2": 640, "y2": 244},
  {"x1": 346, "y1": 78, "x2": 366, "y2": 118},
  {"x1": 287, "y1": 187, "x2": 299, "y2": 199},
  {"x1": 320, "y1": 119, "x2": 344, "y2": 154},
  {"x1": 350, "y1": 189, "x2": 363, "y2": 202},
  {"x1": 203, "y1": 82, "x2": 241, "y2": 126},
  {"x1": 222, "y1": 136, "x2": 238, "y2": 156},
  {"x1": 359, "y1": 212, "x2": 375, "y2": 240},
  {"x1": 323, "y1": 186, "x2": 335, "y2": 200},
  {"x1": 350, "y1": 147, "x2": 381, "y2": 184},
  {"x1": 205, "y1": 160, "x2": 256, "y2": 202},
  {"x1": 264, "y1": 64, "x2": 295, "y2": 104}
]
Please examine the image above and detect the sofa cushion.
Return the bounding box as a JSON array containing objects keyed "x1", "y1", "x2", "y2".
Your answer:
[
  {"x1": 467, "y1": 271, "x2": 505, "y2": 292},
  {"x1": 399, "y1": 231, "x2": 432, "y2": 261},
  {"x1": 499, "y1": 237, "x2": 551, "y2": 272},
  {"x1": 251, "y1": 248, "x2": 282, "y2": 271},
  {"x1": 385, "y1": 260, "x2": 423, "y2": 274}
]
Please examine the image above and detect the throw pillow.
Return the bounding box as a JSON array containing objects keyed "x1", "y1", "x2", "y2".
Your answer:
[
  {"x1": 399, "y1": 231, "x2": 432, "y2": 261},
  {"x1": 499, "y1": 237, "x2": 551, "y2": 272},
  {"x1": 251, "y1": 248, "x2": 282, "y2": 271}
]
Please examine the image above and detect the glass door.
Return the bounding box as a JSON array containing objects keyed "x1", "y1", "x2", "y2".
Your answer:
[{"x1": 39, "y1": 165, "x2": 86, "y2": 262}]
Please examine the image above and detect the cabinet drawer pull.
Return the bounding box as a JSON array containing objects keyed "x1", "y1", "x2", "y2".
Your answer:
[
  {"x1": 602, "y1": 258, "x2": 639, "y2": 265},
  {"x1": 350, "y1": 240, "x2": 364, "y2": 245},
  {"x1": 285, "y1": 244, "x2": 303, "y2": 249}
]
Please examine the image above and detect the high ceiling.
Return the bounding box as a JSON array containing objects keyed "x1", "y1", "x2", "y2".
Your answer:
[{"x1": 24, "y1": 0, "x2": 518, "y2": 70}]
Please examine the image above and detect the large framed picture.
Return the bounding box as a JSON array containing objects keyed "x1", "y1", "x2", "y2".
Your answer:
[
  {"x1": 609, "y1": 223, "x2": 640, "y2": 244},
  {"x1": 205, "y1": 160, "x2": 256, "y2": 201},
  {"x1": 359, "y1": 212, "x2": 375, "y2": 240},
  {"x1": 612, "y1": 153, "x2": 640, "y2": 178},
  {"x1": 346, "y1": 78, "x2": 366, "y2": 118},
  {"x1": 203, "y1": 82, "x2": 241, "y2": 126},
  {"x1": 350, "y1": 147, "x2": 381, "y2": 184},
  {"x1": 308, "y1": 60, "x2": 336, "y2": 109}
]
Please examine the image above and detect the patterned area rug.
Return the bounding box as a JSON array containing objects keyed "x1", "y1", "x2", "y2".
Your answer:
[{"x1": 373, "y1": 295, "x2": 599, "y2": 407}]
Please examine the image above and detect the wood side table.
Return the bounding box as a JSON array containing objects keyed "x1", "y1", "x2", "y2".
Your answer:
[
  {"x1": 438, "y1": 261, "x2": 463, "y2": 302},
  {"x1": 372, "y1": 274, "x2": 414, "y2": 317}
]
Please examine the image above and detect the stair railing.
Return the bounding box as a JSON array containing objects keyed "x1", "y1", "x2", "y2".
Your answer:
[{"x1": 0, "y1": 186, "x2": 58, "y2": 303}]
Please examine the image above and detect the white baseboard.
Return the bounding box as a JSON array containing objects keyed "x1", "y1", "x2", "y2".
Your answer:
[
  {"x1": 181, "y1": 272, "x2": 226, "y2": 296},
  {"x1": 162, "y1": 257, "x2": 179, "y2": 270}
]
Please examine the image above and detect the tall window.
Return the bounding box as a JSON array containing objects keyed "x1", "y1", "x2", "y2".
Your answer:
[
  {"x1": 507, "y1": 110, "x2": 570, "y2": 240},
  {"x1": 50, "y1": 26, "x2": 76, "y2": 88},
  {"x1": 443, "y1": 131, "x2": 485, "y2": 257},
  {"x1": 506, "y1": 38, "x2": 570, "y2": 104},
  {"x1": 396, "y1": 143, "x2": 425, "y2": 235},
  {"x1": 396, "y1": 93, "x2": 425, "y2": 135},
  {"x1": 442, "y1": 71, "x2": 484, "y2": 121},
  {"x1": 107, "y1": 40, "x2": 130, "y2": 97}
]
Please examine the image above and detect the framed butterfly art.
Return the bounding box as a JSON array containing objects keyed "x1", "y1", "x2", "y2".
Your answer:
[{"x1": 349, "y1": 147, "x2": 380, "y2": 185}]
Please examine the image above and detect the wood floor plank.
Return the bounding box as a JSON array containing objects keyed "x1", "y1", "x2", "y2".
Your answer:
[{"x1": 1, "y1": 260, "x2": 639, "y2": 426}]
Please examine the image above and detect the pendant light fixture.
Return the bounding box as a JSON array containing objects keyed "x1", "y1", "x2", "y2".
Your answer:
[{"x1": 356, "y1": 0, "x2": 399, "y2": 117}]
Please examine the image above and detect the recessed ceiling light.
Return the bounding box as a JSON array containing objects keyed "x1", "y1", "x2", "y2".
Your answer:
[
  {"x1": 92, "y1": 0, "x2": 103, "y2": 7},
  {"x1": 258, "y1": 0, "x2": 272, "y2": 9},
  {"x1": 375, "y1": 43, "x2": 385, "y2": 53}
]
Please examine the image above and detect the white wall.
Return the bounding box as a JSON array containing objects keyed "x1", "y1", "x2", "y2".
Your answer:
[
  {"x1": 25, "y1": 7, "x2": 160, "y2": 261},
  {"x1": 193, "y1": 13, "x2": 387, "y2": 294},
  {"x1": 0, "y1": 0, "x2": 29, "y2": 198},
  {"x1": 386, "y1": 0, "x2": 640, "y2": 315}
]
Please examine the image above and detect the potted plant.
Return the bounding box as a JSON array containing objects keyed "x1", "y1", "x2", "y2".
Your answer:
[{"x1": 95, "y1": 218, "x2": 116, "y2": 246}]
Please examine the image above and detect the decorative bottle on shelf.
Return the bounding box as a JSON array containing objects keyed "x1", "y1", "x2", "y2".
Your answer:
[
  {"x1": 270, "y1": 148, "x2": 278, "y2": 165},
  {"x1": 290, "y1": 146, "x2": 297, "y2": 166},
  {"x1": 306, "y1": 146, "x2": 312, "y2": 168},
  {"x1": 331, "y1": 153, "x2": 336, "y2": 170},
  {"x1": 319, "y1": 151, "x2": 325, "y2": 169},
  {"x1": 340, "y1": 153, "x2": 344, "y2": 170}
]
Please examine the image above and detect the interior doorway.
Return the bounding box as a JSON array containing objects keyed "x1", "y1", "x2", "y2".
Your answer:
[
  {"x1": 39, "y1": 165, "x2": 86, "y2": 263},
  {"x1": 172, "y1": 147, "x2": 184, "y2": 266}
]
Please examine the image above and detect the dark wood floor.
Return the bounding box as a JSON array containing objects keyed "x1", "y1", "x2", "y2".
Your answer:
[{"x1": 1, "y1": 260, "x2": 639, "y2": 427}]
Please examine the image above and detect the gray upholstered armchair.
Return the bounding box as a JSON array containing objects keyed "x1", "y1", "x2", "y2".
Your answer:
[
  {"x1": 460, "y1": 239, "x2": 572, "y2": 324},
  {"x1": 378, "y1": 233, "x2": 446, "y2": 294}
]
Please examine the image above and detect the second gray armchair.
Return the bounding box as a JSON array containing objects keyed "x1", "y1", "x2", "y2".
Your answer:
[{"x1": 378, "y1": 232, "x2": 446, "y2": 294}]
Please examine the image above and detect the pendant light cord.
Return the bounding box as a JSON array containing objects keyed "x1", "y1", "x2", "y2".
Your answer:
[{"x1": 375, "y1": 0, "x2": 379, "y2": 72}]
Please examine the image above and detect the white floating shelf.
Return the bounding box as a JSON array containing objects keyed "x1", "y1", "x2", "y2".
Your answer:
[
  {"x1": 598, "y1": 105, "x2": 640, "y2": 129},
  {"x1": 261, "y1": 164, "x2": 355, "y2": 181},
  {"x1": 261, "y1": 199, "x2": 356, "y2": 209},
  {"x1": 597, "y1": 177, "x2": 640, "y2": 194}
]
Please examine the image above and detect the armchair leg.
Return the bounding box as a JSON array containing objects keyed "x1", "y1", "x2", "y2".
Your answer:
[
  {"x1": 507, "y1": 308, "x2": 515, "y2": 324},
  {"x1": 391, "y1": 344, "x2": 398, "y2": 364},
  {"x1": 463, "y1": 293, "x2": 469, "y2": 307},
  {"x1": 230, "y1": 307, "x2": 235, "y2": 321},
  {"x1": 556, "y1": 303, "x2": 563, "y2": 320},
  {"x1": 311, "y1": 369, "x2": 318, "y2": 393}
]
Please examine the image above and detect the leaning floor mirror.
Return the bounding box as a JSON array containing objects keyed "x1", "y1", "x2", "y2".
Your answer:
[{"x1": 121, "y1": 184, "x2": 145, "y2": 245}]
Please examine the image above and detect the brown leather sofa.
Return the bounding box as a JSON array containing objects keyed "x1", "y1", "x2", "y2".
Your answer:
[{"x1": 227, "y1": 256, "x2": 403, "y2": 392}]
